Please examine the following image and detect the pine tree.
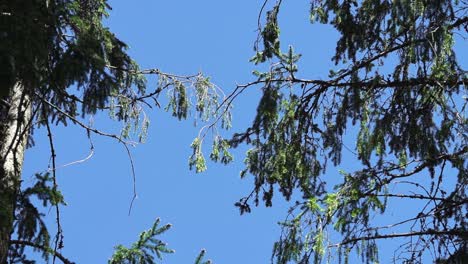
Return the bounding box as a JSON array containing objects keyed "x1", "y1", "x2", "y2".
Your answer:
[
  {"x1": 0, "y1": 1, "x2": 227, "y2": 263},
  {"x1": 217, "y1": 0, "x2": 467, "y2": 263}
]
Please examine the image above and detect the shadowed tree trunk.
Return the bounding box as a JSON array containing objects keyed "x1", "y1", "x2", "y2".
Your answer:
[{"x1": 0, "y1": 82, "x2": 31, "y2": 263}]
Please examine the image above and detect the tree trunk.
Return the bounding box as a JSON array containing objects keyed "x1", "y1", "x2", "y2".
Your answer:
[{"x1": 0, "y1": 82, "x2": 31, "y2": 263}]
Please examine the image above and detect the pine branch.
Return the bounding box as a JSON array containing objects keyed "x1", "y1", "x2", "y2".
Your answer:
[
  {"x1": 44, "y1": 116, "x2": 63, "y2": 264},
  {"x1": 448, "y1": 16, "x2": 468, "y2": 30},
  {"x1": 385, "y1": 146, "x2": 468, "y2": 179},
  {"x1": 9, "y1": 240, "x2": 74, "y2": 264},
  {"x1": 375, "y1": 193, "x2": 467, "y2": 203},
  {"x1": 236, "y1": 75, "x2": 466, "y2": 90},
  {"x1": 331, "y1": 229, "x2": 468, "y2": 248}
]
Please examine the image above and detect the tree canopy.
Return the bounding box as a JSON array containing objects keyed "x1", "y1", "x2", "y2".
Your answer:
[
  {"x1": 226, "y1": 0, "x2": 466, "y2": 263},
  {"x1": 1, "y1": 0, "x2": 226, "y2": 263},
  {"x1": 0, "y1": 0, "x2": 467, "y2": 263}
]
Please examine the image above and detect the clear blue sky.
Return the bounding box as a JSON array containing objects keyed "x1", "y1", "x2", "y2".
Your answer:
[{"x1": 21, "y1": 1, "x2": 466, "y2": 263}]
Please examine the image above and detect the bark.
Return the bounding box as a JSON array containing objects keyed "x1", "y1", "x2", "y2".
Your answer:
[{"x1": 0, "y1": 82, "x2": 32, "y2": 263}]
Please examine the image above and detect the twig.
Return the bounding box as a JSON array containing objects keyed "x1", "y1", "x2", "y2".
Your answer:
[
  {"x1": 36, "y1": 93, "x2": 134, "y2": 145},
  {"x1": 52, "y1": 135, "x2": 94, "y2": 170},
  {"x1": 36, "y1": 93, "x2": 139, "y2": 215},
  {"x1": 125, "y1": 143, "x2": 137, "y2": 216},
  {"x1": 106, "y1": 65, "x2": 199, "y2": 79},
  {"x1": 44, "y1": 116, "x2": 63, "y2": 264}
]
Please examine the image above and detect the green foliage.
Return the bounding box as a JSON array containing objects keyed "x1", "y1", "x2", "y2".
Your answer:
[
  {"x1": 225, "y1": 0, "x2": 468, "y2": 263},
  {"x1": 10, "y1": 173, "x2": 66, "y2": 263},
  {"x1": 194, "y1": 249, "x2": 212, "y2": 264},
  {"x1": 210, "y1": 136, "x2": 233, "y2": 165},
  {"x1": 109, "y1": 221, "x2": 214, "y2": 264},
  {"x1": 187, "y1": 74, "x2": 233, "y2": 172},
  {"x1": 2, "y1": 0, "x2": 232, "y2": 147},
  {"x1": 233, "y1": 45, "x2": 324, "y2": 210},
  {"x1": 252, "y1": 4, "x2": 281, "y2": 63},
  {"x1": 3, "y1": 1, "x2": 232, "y2": 262},
  {"x1": 189, "y1": 137, "x2": 208, "y2": 173},
  {"x1": 3, "y1": 0, "x2": 466, "y2": 263},
  {"x1": 109, "y1": 218, "x2": 175, "y2": 264}
]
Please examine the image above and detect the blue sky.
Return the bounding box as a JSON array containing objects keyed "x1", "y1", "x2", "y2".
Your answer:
[
  {"x1": 21, "y1": 1, "x2": 466, "y2": 263},
  {"x1": 23, "y1": 1, "x2": 311, "y2": 263}
]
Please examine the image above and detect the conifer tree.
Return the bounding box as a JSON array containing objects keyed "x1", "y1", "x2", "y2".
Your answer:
[
  {"x1": 211, "y1": 0, "x2": 466, "y2": 263},
  {"x1": 0, "y1": 1, "x2": 226, "y2": 263}
]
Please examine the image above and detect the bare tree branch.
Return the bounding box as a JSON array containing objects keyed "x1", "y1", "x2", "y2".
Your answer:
[{"x1": 331, "y1": 229, "x2": 468, "y2": 248}]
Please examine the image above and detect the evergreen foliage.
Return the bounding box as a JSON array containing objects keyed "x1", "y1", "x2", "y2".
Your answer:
[
  {"x1": 109, "y1": 218, "x2": 174, "y2": 264},
  {"x1": 10, "y1": 173, "x2": 62, "y2": 263},
  {"x1": 216, "y1": 0, "x2": 467, "y2": 263},
  {"x1": 108, "y1": 219, "x2": 212, "y2": 264},
  {"x1": 193, "y1": 249, "x2": 212, "y2": 264},
  {"x1": 1, "y1": 0, "x2": 228, "y2": 263}
]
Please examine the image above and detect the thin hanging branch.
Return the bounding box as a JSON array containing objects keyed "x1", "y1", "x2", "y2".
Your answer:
[
  {"x1": 36, "y1": 93, "x2": 139, "y2": 215},
  {"x1": 44, "y1": 117, "x2": 63, "y2": 264}
]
